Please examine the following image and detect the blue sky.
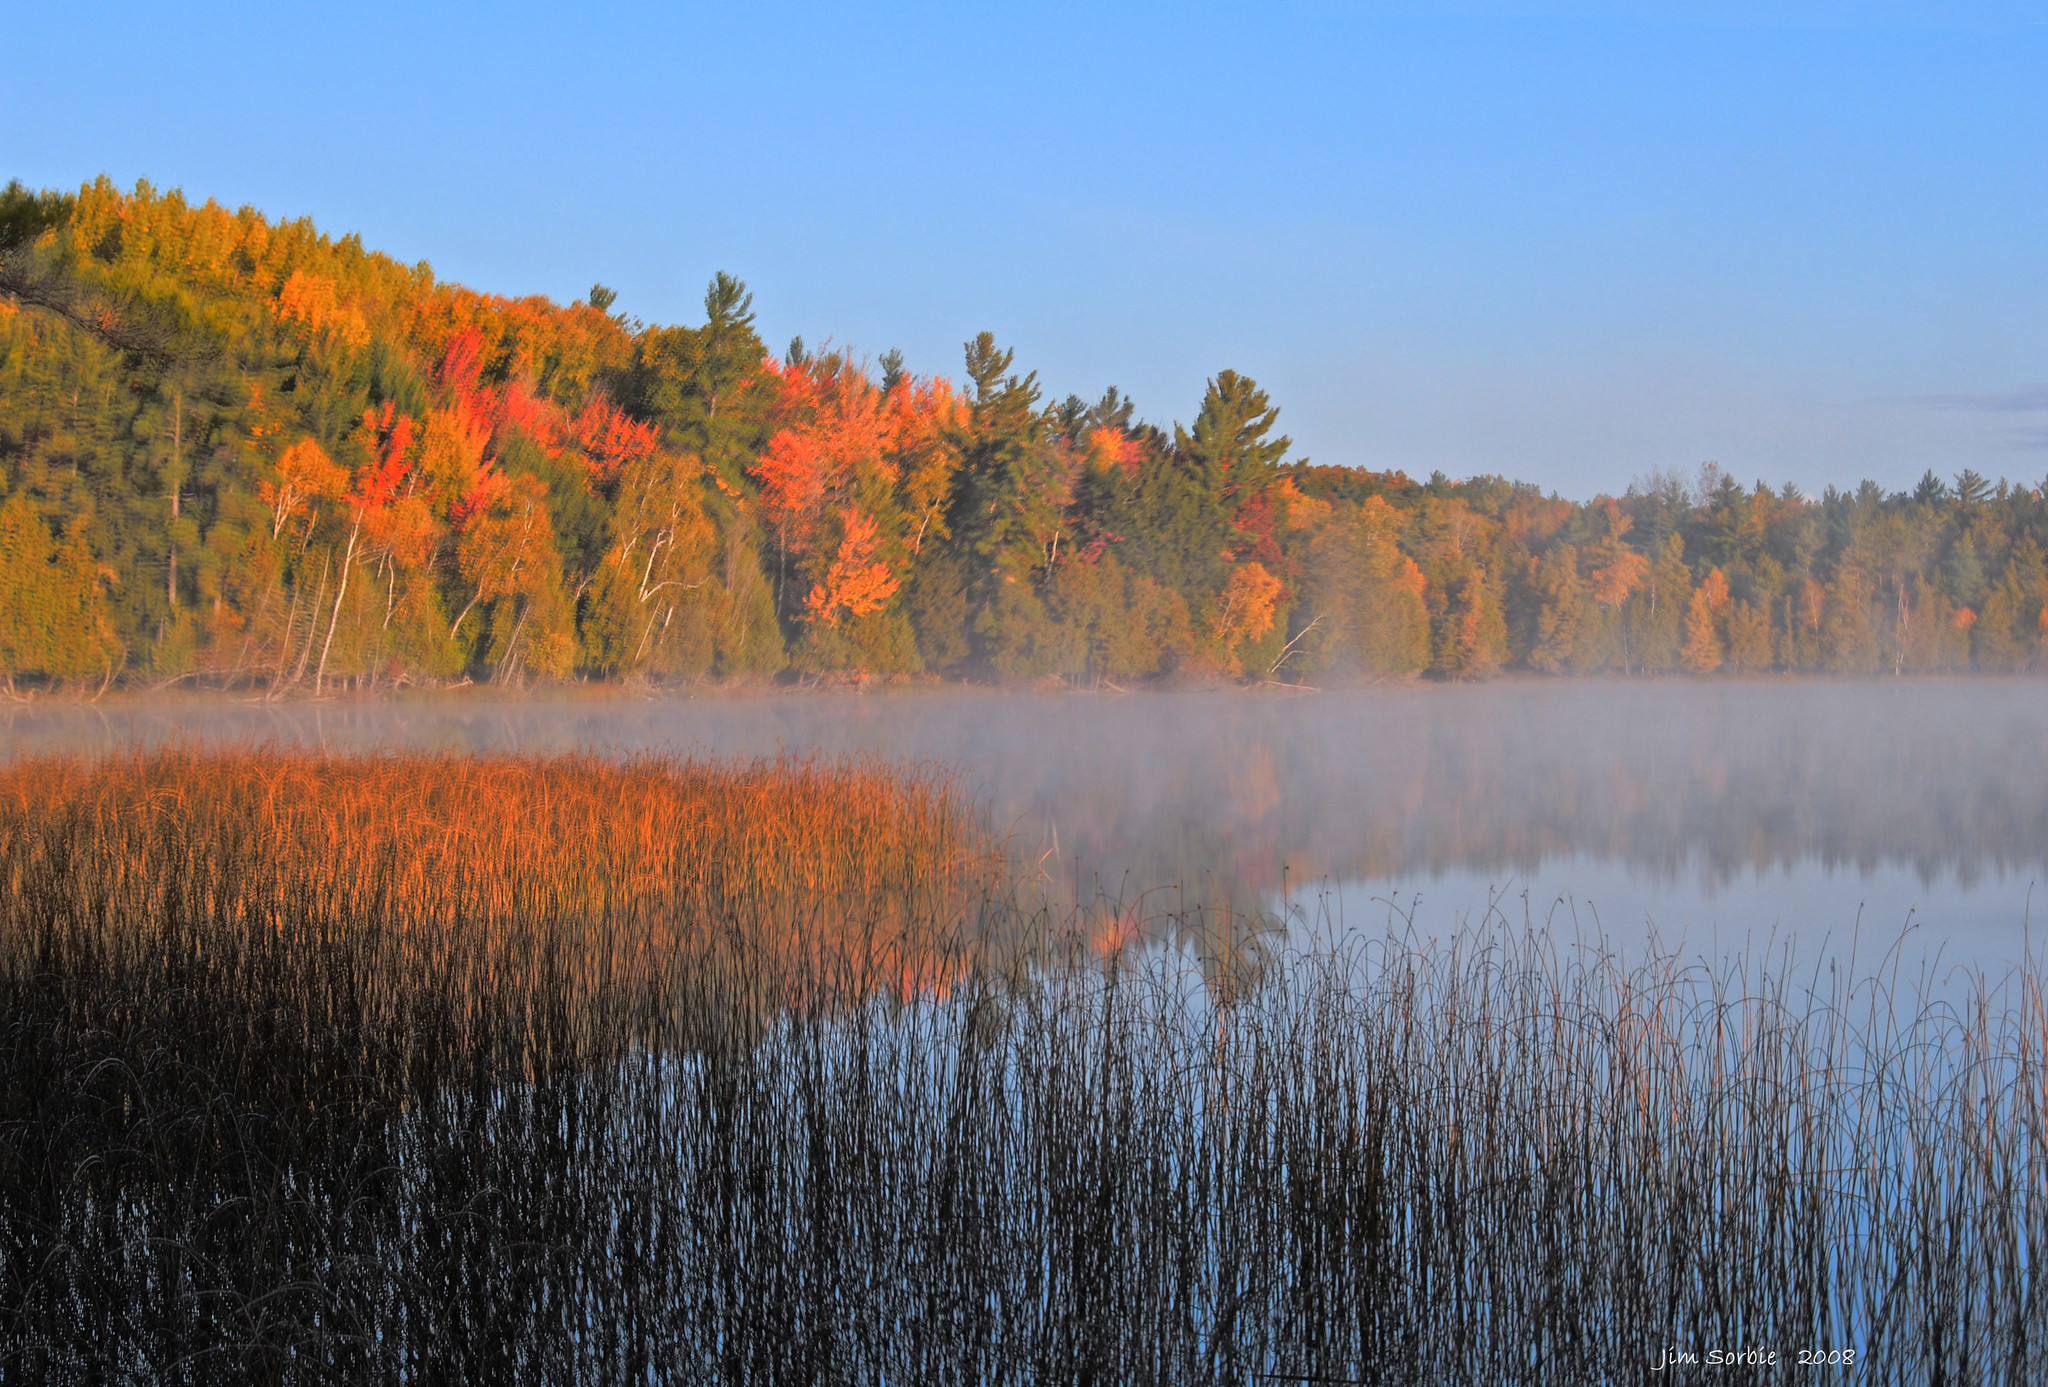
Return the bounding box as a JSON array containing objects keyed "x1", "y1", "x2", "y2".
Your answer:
[{"x1": 6, "y1": 1, "x2": 2046, "y2": 498}]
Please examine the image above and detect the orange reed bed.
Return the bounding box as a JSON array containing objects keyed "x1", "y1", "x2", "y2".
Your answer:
[{"x1": 0, "y1": 749, "x2": 997, "y2": 1060}]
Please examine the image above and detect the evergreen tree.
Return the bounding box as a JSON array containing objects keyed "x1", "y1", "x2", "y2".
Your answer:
[{"x1": 932, "y1": 333, "x2": 1070, "y2": 675}]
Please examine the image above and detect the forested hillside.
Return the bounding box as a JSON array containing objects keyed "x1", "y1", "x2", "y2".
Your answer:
[{"x1": 3, "y1": 177, "x2": 2044, "y2": 692}]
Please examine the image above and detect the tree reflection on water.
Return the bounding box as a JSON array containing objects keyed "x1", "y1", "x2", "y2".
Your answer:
[{"x1": 7, "y1": 678, "x2": 2044, "y2": 969}]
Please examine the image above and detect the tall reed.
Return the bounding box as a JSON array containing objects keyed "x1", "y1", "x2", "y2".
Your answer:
[{"x1": 1, "y1": 750, "x2": 2042, "y2": 1383}]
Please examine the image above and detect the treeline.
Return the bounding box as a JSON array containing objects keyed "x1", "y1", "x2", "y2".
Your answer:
[{"x1": 3, "y1": 177, "x2": 2045, "y2": 693}]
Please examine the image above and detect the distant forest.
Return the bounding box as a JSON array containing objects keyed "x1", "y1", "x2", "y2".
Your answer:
[{"x1": 3, "y1": 177, "x2": 2044, "y2": 693}]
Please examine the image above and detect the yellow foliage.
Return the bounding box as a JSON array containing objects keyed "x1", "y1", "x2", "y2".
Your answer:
[
  {"x1": 419, "y1": 405, "x2": 491, "y2": 509},
  {"x1": 1273, "y1": 476, "x2": 1332, "y2": 532},
  {"x1": 1392, "y1": 553, "x2": 1426, "y2": 601},
  {"x1": 1681, "y1": 568, "x2": 1731, "y2": 673},
  {"x1": 1588, "y1": 547, "x2": 1649, "y2": 607},
  {"x1": 1697, "y1": 567, "x2": 1731, "y2": 614},
  {"x1": 260, "y1": 437, "x2": 347, "y2": 538},
  {"x1": 1211, "y1": 561, "x2": 1285, "y2": 674}
]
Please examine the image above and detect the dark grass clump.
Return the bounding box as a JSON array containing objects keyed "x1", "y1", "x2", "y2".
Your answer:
[{"x1": 1, "y1": 750, "x2": 2044, "y2": 1383}]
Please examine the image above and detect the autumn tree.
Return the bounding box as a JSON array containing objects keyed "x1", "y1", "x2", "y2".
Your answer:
[
  {"x1": 1529, "y1": 544, "x2": 1588, "y2": 674},
  {"x1": 449, "y1": 470, "x2": 574, "y2": 680},
  {"x1": 1973, "y1": 535, "x2": 2048, "y2": 671},
  {"x1": 617, "y1": 274, "x2": 784, "y2": 675},
  {"x1": 1624, "y1": 535, "x2": 1691, "y2": 672},
  {"x1": 750, "y1": 353, "x2": 964, "y2": 675},
  {"x1": 1301, "y1": 495, "x2": 1429, "y2": 677},
  {"x1": 582, "y1": 447, "x2": 719, "y2": 678},
  {"x1": 1681, "y1": 567, "x2": 1731, "y2": 672},
  {"x1": 1410, "y1": 494, "x2": 1507, "y2": 678},
  {"x1": 1724, "y1": 600, "x2": 1774, "y2": 672}
]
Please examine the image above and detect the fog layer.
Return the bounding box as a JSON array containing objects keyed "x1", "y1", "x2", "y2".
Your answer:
[{"x1": 8, "y1": 678, "x2": 2043, "y2": 966}]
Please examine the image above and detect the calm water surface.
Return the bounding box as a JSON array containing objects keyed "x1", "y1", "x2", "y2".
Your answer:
[{"x1": 7, "y1": 679, "x2": 2044, "y2": 976}]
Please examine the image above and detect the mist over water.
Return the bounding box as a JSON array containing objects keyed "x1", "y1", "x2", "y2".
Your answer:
[{"x1": 6, "y1": 678, "x2": 2043, "y2": 974}]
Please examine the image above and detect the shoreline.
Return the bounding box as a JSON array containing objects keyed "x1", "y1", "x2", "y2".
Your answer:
[{"x1": 5, "y1": 665, "x2": 2045, "y2": 713}]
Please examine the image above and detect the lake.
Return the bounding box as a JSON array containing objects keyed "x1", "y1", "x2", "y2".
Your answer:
[
  {"x1": 10, "y1": 679, "x2": 2045, "y2": 1378},
  {"x1": 6, "y1": 677, "x2": 2044, "y2": 979}
]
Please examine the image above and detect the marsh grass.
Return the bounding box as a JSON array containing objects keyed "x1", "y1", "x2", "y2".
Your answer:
[{"x1": 1, "y1": 750, "x2": 2043, "y2": 1383}]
